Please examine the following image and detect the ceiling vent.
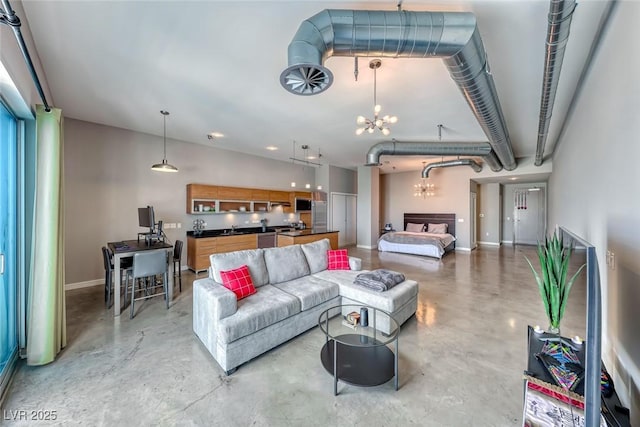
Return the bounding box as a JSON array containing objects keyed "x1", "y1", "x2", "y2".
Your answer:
[{"x1": 281, "y1": 10, "x2": 517, "y2": 171}]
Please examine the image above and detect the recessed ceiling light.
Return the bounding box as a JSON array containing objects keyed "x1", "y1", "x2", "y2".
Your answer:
[
  {"x1": 509, "y1": 177, "x2": 518, "y2": 181},
  {"x1": 266, "y1": 146, "x2": 278, "y2": 151}
]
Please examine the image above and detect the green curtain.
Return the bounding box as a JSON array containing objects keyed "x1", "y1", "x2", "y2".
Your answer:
[{"x1": 27, "y1": 105, "x2": 66, "y2": 366}]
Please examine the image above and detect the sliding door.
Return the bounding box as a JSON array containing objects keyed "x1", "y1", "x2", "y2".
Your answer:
[{"x1": 0, "y1": 101, "x2": 18, "y2": 398}]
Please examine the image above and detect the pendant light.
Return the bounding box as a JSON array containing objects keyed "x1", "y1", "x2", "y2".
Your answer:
[{"x1": 151, "y1": 110, "x2": 178, "y2": 172}]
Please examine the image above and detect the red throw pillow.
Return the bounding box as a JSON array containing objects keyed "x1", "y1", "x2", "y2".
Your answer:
[
  {"x1": 327, "y1": 249, "x2": 350, "y2": 270},
  {"x1": 219, "y1": 265, "x2": 257, "y2": 300}
]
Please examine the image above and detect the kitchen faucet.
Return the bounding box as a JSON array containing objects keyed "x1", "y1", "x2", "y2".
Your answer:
[{"x1": 231, "y1": 224, "x2": 238, "y2": 232}]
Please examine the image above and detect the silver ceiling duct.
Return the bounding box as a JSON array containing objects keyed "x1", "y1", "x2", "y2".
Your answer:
[
  {"x1": 281, "y1": 10, "x2": 517, "y2": 171},
  {"x1": 364, "y1": 140, "x2": 502, "y2": 172},
  {"x1": 535, "y1": 0, "x2": 577, "y2": 166},
  {"x1": 421, "y1": 158, "x2": 482, "y2": 178}
]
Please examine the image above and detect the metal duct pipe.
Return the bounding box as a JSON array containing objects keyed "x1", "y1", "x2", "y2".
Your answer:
[
  {"x1": 0, "y1": 0, "x2": 51, "y2": 111},
  {"x1": 421, "y1": 158, "x2": 482, "y2": 178},
  {"x1": 364, "y1": 140, "x2": 502, "y2": 172},
  {"x1": 281, "y1": 10, "x2": 516, "y2": 171},
  {"x1": 534, "y1": 0, "x2": 577, "y2": 166}
]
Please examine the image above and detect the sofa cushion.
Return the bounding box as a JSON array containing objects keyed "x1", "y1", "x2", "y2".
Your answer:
[
  {"x1": 263, "y1": 245, "x2": 310, "y2": 284},
  {"x1": 219, "y1": 265, "x2": 257, "y2": 300},
  {"x1": 216, "y1": 285, "x2": 301, "y2": 344},
  {"x1": 300, "y1": 238, "x2": 330, "y2": 274},
  {"x1": 271, "y1": 276, "x2": 339, "y2": 311},
  {"x1": 210, "y1": 249, "x2": 269, "y2": 288},
  {"x1": 327, "y1": 249, "x2": 350, "y2": 270}
]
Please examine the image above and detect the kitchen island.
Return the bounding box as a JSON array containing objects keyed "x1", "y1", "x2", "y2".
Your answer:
[
  {"x1": 186, "y1": 227, "x2": 339, "y2": 273},
  {"x1": 277, "y1": 229, "x2": 338, "y2": 249}
]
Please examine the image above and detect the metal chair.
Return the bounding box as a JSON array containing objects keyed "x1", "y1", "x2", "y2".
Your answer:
[
  {"x1": 173, "y1": 240, "x2": 183, "y2": 292},
  {"x1": 102, "y1": 246, "x2": 132, "y2": 309},
  {"x1": 128, "y1": 250, "x2": 170, "y2": 319}
]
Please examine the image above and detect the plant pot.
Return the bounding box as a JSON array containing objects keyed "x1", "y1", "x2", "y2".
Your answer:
[{"x1": 547, "y1": 325, "x2": 560, "y2": 335}]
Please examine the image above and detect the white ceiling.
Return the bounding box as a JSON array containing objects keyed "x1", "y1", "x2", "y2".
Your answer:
[{"x1": 20, "y1": 0, "x2": 608, "y2": 175}]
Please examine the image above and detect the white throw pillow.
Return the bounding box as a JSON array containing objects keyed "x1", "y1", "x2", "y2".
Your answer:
[{"x1": 405, "y1": 222, "x2": 424, "y2": 232}]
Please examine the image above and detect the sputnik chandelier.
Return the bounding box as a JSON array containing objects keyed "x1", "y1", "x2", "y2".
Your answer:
[
  {"x1": 356, "y1": 59, "x2": 397, "y2": 136},
  {"x1": 414, "y1": 161, "x2": 435, "y2": 198}
]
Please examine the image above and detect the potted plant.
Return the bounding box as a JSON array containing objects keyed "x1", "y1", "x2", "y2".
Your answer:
[{"x1": 525, "y1": 230, "x2": 585, "y2": 334}]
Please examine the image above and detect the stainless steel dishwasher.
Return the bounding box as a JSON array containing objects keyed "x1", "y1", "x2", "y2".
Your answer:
[{"x1": 257, "y1": 232, "x2": 277, "y2": 248}]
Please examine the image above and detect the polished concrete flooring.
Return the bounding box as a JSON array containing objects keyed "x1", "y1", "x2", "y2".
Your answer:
[{"x1": 2, "y1": 245, "x2": 587, "y2": 426}]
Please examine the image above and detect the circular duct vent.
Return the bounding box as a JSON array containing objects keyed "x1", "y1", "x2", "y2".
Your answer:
[{"x1": 280, "y1": 64, "x2": 333, "y2": 95}]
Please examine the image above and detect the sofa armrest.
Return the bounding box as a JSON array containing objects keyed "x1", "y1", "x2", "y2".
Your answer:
[
  {"x1": 193, "y1": 278, "x2": 237, "y2": 321},
  {"x1": 348, "y1": 256, "x2": 362, "y2": 271}
]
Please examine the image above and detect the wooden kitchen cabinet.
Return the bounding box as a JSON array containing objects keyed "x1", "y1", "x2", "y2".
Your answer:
[
  {"x1": 218, "y1": 186, "x2": 252, "y2": 201},
  {"x1": 187, "y1": 184, "x2": 218, "y2": 213},
  {"x1": 268, "y1": 190, "x2": 290, "y2": 203},
  {"x1": 251, "y1": 189, "x2": 270, "y2": 201},
  {"x1": 187, "y1": 236, "x2": 218, "y2": 273},
  {"x1": 187, "y1": 234, "x2": 258, "y2": 273}
]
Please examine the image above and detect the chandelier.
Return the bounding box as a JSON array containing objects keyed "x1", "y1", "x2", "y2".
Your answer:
[
  {"x1": 356, "y1": 59, "x2": 397, "y2": 136},
  {"x1": 414, "y1": 162, "x2": 435, "y2": 198}
]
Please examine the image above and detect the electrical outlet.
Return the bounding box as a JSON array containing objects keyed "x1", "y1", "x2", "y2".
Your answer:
[
  {"x1": 251, "y1": 220, "x2": 259, "y2": 224},
  {"x1": 458, "y1": 218, "x2": 464, "y2": 223},
  {"x1": 177, "y1": 223, "x2": 181, "y2": 229},
  {"x1": 479, "y1": 213, "x2": 485, "y2": 218},
  {"x1": 485, "y1": 232, "x2": 489, "y2": 236}
]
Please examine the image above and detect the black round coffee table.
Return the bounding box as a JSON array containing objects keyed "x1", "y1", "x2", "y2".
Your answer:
[{"x1": 318, "y1": 305, "x2": 399, "y2": 395}]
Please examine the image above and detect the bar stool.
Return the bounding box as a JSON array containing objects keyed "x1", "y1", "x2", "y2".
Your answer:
[
  {"x1": 127, "y1": 250, "x2": 169, "y2": 319},
  {"x1": 173, "y1": 240, "x2": 183, "y2": 292},
  {"x1": 102, "y1": 246, "x2": 132, "y2": 309}
]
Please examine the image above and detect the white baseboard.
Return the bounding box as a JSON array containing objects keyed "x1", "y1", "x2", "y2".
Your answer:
[
  {"x1": 356, "y1": 244, "x2": 376, "y2": 250},
  {"x1": 478, "y1": 241, "x2": 501, "y2": 247},
  {"x1": 65, "y1": 265, "x2": 189, "y2": 291},
  {"x1": 455, "y1": 247, "x2": 471, "y2": 252},
  {"x1": 501, "y1": 240, "x2": 513, "y2": 245},
  {"x1": 65, "y1": 279, "x2": 102, "y2": 291}
]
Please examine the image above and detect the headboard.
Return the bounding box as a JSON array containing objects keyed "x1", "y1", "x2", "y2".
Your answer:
[{"x1": 403, "y1": 213, "x2": 456, "y2": 238}]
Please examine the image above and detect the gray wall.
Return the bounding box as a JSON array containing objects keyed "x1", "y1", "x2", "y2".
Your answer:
[
  {"x1": 65, "y1": 118, "x2": 315, "y2": 284},
  {"x1": 547, "y1": 2, "x2": 640, "y2": 421}
]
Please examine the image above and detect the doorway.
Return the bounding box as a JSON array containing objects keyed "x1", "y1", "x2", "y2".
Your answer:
[{"x1": 0, "y1": 100, "x2": 18, "y2": 399}]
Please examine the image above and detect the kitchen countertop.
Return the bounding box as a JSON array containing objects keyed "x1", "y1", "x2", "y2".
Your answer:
[
  {"x1": 186, "y1": 226, "x2": 335, "y2": 238},
  {"x1": 276, "y1": 229, "x2": 337, "y2": 237}
]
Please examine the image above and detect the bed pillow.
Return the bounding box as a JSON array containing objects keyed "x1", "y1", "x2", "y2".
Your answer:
[
  {"x1": 405, "y1": 222, "x2": 425, "y2": 233},
  {"x1": 427, "y1": 223, "x2": 448, "y2": 234},
  {"x1": 219, "y1": 265, "x2": 257, "y2": 300},
  {"x1": 327, "y1": 249, "x2": 350, "y2": 270}
]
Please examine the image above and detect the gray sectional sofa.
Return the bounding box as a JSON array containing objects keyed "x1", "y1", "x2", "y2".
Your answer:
[{"x1": 192, "y1": 238, "x2": 418, "y2": 374}]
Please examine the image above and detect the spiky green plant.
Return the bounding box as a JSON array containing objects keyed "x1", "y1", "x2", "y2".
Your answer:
[{"x1": 525, "y1": 230, "x2": 586, "y2": 331}]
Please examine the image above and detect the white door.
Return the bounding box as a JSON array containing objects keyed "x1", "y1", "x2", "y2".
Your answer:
[
  {"x1": 331, "y1": 193, "x2": 357, "y2": 247},
  {"x1": 514, "y1": 188, "x2": 545, "y2": 245},
  {"x1": 344, "y1": 195, "x2": 357, "y2": 246}
]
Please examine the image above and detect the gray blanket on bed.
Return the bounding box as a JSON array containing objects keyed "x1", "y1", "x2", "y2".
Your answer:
[
  {"x1": 378, "y1": 231, "x2": 445, "y2": 249},
  {"x1": 354, "y1": 269, "x2": 406, "y2": 292}
]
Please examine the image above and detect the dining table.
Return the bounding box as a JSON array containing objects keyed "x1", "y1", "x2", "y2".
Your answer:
[{"x1": 107, "y1": 239, "x2": 174, "y2": 316}]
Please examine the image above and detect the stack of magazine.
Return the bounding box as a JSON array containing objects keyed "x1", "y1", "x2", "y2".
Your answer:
[{"x1": 342, "y1": 311, "x2": 360, "y2": 329}]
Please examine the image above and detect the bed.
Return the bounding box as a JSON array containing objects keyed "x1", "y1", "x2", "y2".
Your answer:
[{"x1": 377, "y1": 213, "x2": 456, "y2": 259}]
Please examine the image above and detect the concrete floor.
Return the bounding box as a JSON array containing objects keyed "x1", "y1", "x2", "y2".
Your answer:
[{"x1": 1, "y1": 245, "x2": 587, "y2": 426}]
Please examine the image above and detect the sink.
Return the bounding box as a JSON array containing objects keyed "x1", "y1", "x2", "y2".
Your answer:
[{"x1": 220, "y1": 231, "x2": 246, "y2": 236}]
